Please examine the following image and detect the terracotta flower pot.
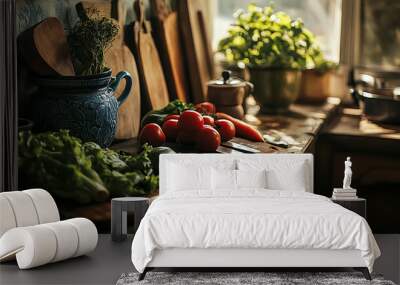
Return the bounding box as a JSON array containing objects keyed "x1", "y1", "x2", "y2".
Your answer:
[{"x1": 298, "y1": 66, "x2": 349, "y2": 103}]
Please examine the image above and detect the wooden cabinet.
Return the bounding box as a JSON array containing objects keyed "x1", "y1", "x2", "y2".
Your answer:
[
  {"x1": 332, "y1": 198, "x2": 367, "y2": 219},
  {"x1": 315, "y1": 111, "x2": 400, "y2": 233}
]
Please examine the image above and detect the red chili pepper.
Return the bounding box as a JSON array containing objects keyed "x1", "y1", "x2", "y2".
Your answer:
[{"x1": 216, "y1": 112, "x2": 264, "y2": 142}]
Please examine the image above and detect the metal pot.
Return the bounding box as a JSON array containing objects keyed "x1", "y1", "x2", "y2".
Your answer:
[
  {"x1": 33, "y1": 70, "x2": 132, "y2": 147},
  {"x1": 249, "y1": 68, "x2": 302, "y2": 114},
  {"x1": 351, "y1": 67, "x2": 400, "y2": 124},
  {"x1": 355, "y1": 90, "x2": 400, "y2": 124}
]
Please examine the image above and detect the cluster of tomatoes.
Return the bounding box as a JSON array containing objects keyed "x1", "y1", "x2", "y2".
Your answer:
[{"x1": 139, "y1": 103, "x2": 235, "y2": 152}]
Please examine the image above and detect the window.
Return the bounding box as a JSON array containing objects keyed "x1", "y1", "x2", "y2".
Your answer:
[
  {"x1": 212, "y1": 0, "x2": 342, "y2": 62},
  {"x1": 361, "y1": 0, "x2": 400, "y2": 68}
]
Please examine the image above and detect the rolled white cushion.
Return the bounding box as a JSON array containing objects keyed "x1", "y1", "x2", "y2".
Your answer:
[
  {"x1": 1, "y1": 191, "x2": 39, "y2": 227},
  {"x1": 0, "y1": 226, "x2": 57, "y2": 269},
  {"x1": 0, "y1": 218, "x2": 98, "y2": 269},
  {"x1": 0, "y1": 196, "x2": 17, "y2": 237},
  {"x1": 65, "y1": 218, "x2": 98, "y2": 257},
  {"x1": 23, "y1": 189, "x2": 60, "y2": 223},
  {"x1": 42, "y1": 221, "x2": 79, "y2": 262}
]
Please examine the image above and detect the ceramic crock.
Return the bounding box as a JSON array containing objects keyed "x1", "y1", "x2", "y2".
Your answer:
[
  {"x1": 207, "y1": 70, "x2": 253, "y2": 119},
  {"x1": 33, "y1": 70, "x2": 132, "y2": 147},
  {"x1": 250, "y1": 68, "x2": 302, "y2": 114}
]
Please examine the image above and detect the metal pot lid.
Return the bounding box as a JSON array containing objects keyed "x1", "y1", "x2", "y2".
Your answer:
[
  {"x1": 208, "y1": 70, "x2": 247, "y2": 87},
  {"x1": 356, "y1": 66, "x2": 400, "y2": 78},
  {"x1": 355, "y1": 66, "x2": 400, "y2": 90}
]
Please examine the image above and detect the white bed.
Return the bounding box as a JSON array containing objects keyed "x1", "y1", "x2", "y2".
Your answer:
[{"x1": 131, "y1": 154, "x2": 380, "y2": 280}]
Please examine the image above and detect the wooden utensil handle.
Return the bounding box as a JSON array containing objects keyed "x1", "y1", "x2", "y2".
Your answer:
[
  {"x1": 152, "y1": 0, "x2": 170, "y2": 21},
  {"x1": 134, "y1": 0, "x2": 146, "y2": 30},
  {"x1": 197, "y1": 10, "x2": 214, "y2": 78}
]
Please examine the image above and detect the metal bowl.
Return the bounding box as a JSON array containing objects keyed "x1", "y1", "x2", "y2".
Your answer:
[{"x1": 356, "y1": 91, "x2": 400, "y2": 124}]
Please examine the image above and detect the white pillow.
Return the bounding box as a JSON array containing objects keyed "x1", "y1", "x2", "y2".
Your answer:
[
  {"x1": 167, "y1": 163, "x2": 212, "y2": 191},
  {"x1": 236, "y1": 169, "x2": 267, "y2": 189},
  {"x1": 238, "y1": 159, "x2": 309, "y2": 192},
  {"x1": 212, "y1": 168, "x2": 237, "y2": 190},
  {"x1": 266, "y1": 166, "x2": 307, "y2": 191},
  {"x1": 211, "y1": 169, "x2": 267, "y2": 191}
]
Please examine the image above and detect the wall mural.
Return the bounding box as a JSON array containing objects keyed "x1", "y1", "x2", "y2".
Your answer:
[
  {"x1": 16, "y1": 0, "x2": 164, "y2": 35},
  {"x1": 15, "y1": 0, "x2": 172, "y2": 232},
  {"x1": 17, "y1": 0, "x2": 72, "y2": 35}
]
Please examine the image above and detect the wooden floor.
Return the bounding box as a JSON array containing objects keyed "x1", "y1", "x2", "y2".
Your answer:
[{"x1": 0, "y1": 234, "x2": 398, "y2": 285}]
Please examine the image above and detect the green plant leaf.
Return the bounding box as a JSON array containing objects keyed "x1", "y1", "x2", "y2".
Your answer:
[{"x1": 217, "y1": 4, "x2": 333, "y2": 69}]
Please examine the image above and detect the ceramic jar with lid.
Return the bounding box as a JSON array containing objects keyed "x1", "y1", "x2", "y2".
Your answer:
[{"x1": 207, "y1": 70, "x2": 253, "y2": 119}]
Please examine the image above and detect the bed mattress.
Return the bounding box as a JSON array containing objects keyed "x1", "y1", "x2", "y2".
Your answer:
[{"x1": 131, "y1": 190, "x2": 380, "y2": 273}]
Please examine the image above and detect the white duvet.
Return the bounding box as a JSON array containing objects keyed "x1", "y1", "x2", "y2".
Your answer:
[{"x1": 131, "y1": 190, "x2": 380, "y2": 273}]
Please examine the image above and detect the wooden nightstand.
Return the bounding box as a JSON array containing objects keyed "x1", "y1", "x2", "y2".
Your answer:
[{"x1": 331, "y1": 198, "x2": 366, "y2": 219}]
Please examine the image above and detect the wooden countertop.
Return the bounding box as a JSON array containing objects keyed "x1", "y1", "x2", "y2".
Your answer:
[
  {"x1": 112, "y1": 97, "x2": 341, "y2": 154},
  {"x1": 323, "y1": 108, "x2": 400, "y2": 141},
  {"x1": 319, "y1": 108, "x2": 400, "y2": 157}
]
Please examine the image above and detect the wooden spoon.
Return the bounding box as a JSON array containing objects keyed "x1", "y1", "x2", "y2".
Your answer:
[{"x1": 18, "y1": 17, "x2": 75, "y2": 76}]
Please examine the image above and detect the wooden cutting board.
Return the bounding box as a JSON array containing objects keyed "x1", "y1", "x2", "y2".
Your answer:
[
  {"x1": 151, "y1": 0, "x2": 189, "y2": 103},
  {"x1": 132, "y1": 0, "x2": 170, "y2": 111},
  {"x1": 76, "y1": 1, "x2": 141, "y2": 139},
  {"x1": 18, "y1": 17, "x2": 75, "y2": 76},
  {"x1": 178, "y1": 0, "x2": 214, "y2": 103}
]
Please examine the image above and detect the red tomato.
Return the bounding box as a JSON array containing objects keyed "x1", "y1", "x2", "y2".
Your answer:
[
  {"x1": 163, "y1": 114, "x2": 180, "y2": 122},
  {"x1": 203, "y1": 115, "x2": 215, "y2": 126},
  {"x1": 139, "y1": 123, "x2": 166, "y2": 147},
  {"x1": 162, "y1": 119, "x2": 179, "y2": 142},
  {"x1": 177, "y1": 130, "x2": 197, "y2": 145},
  {"x1": 215, "y1": 119, "x2": 236, "y2": 142},
  {"x1": 196, "y1": 125, "x2": 221, "y2": 152},
  {"x1": 195, "y1": 102, "x2": 216, "y2": 114},
  {"x1": 178, "y1": 110, "x2": 204, "y2": 132}
]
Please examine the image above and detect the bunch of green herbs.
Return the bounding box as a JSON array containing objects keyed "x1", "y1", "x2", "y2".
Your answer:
[{"x1": 68, "y1": 8, "x2": 119, "y2": 75}]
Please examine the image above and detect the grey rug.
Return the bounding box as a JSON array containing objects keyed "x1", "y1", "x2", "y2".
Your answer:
[{"x1": 116, "y1": 272, "x2": 396, "y2": 285}]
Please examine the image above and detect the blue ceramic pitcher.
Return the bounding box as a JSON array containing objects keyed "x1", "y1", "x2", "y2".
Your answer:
[{"x1": 33, "y1": 70, "x2": 132, "y2": 147}]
